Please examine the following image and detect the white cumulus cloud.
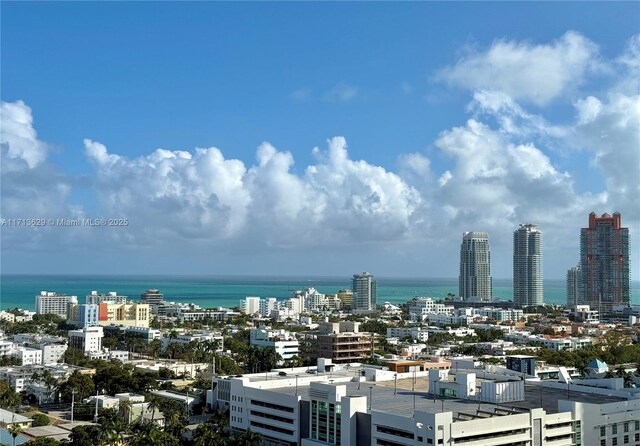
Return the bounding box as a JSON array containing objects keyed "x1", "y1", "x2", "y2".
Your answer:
[{"x1": 437, "y1": 31, "x2": 605, "y2": 106}]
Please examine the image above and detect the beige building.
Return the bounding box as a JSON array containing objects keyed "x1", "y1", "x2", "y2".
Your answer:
[{"x1": 316, "y1": 322, "x2": 375, "y2": 364}]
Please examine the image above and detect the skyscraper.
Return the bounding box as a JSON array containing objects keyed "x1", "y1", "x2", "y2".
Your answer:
[
  {"x1": 566, "y1": 264, "x2": 581, "y2": 308},
  {"x1": 580, "y1": 212, "x2": 630, "y2": 314},
  {"x1": 352, "y1": 272, "x2": 376, "y2": 311},
  {"x1": 459, "y1": 232, "x2": 492, "y2": 301},
  {"x1": 513, "y1": 224, "x2": 543, "y2": 307}
]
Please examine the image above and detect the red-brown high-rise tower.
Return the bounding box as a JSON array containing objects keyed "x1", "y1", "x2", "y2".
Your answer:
[{"x1": 580, "y1": 212, "x2": 630, "y2": 314}]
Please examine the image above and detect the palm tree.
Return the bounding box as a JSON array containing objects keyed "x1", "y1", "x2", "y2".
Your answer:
[
  {"x1": 118, "y1": 399, "x2": 132, "y2": 424},
  {"x1": 615, "y1": 365, "x2": 627, "y2": 378},
  {"x1": 146, "y1": 396, "x2": 159, "y2": 426},
  {"x1": 8, "y1": 419, "x2": 23, "y2": 446},
  {"x1": 635, "y1": 362, "x2": 640, "y2": 377},
  {"x1": 604, "y1": 370, "x2": 616, "y2": 379},
  {"x1": 235, "y1": 429, "x2": 263, "y2": 446},
  {"x1": 41, "y1": 370, "x2": 59, "y2": 403},
  {"x1": 576, "y1": 364, "x2": 589, "y2": 379}
]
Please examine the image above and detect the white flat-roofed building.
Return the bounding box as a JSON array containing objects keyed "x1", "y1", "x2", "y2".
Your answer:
[
  {"x1": 68, "y1": 326, "x2": 103, "y2": 353},
  {"x1": 209, "y1": 359, "x2": 628, "y2": 446},
  {"x1": 88, "y1": 350, "x2": 129, "y2": 362},
  {"x1": 427, "y1": 313, "x2": 477, "y2": 326},
  {"x1": 102, "y1": 325, "x2": 162, "y2": 343},
  {"x1": 574, "y1": 305, "x2": 600, "y2": 325},
  {"x1": 250, "y1": 328, "x2": 300, "y2": 364},
  {"x1": 35, "y1": 291, "x2": 74, "y2": 317},
  {"x1": 542, "y1": 337, "x2": 593, "y2": 351},
  {"x1": 260, "y1": 297, "x2": 278, "y2": 317},
  {"x1": 39, "y1": 343, "x2": 67, "y2": 365},
  {"x1": 0, "y1": 311, "x2": 15, "y2": 322},
  {"x1": 476, "y1": 307, "x2": 524, "y2": 322},
  {"x1": 86, "y1": 291, "x2": 127, "y2": 305},
  {"x1": 559, "y1": 399, "x2": 640, "y2": 446},
  {"x1": 243, "y1": 297, "x2": 261, "y2": 315},
  {"x1": 386, "y1": 327, "x2": 429, "y2": 342},
  {"x1": 408, "y1": 298, "x2": 454, "y2": 322},
  {"x1": 16, "y1": 347, "x2": 42, "y2": 366},
  {"x1": 161, "y1": 331, "x2": 223, "y2": 352}
]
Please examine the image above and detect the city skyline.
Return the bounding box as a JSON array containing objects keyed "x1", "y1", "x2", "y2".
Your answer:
[{"x1": 1, "y1": 2, "x2": 639, "y2": 280}]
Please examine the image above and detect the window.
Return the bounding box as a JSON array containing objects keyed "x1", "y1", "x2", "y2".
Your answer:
[
  {"x1": 602, "y1": 427, "x2": 607, "y2": 436},
  {"x1": 612, "y1": 438, "x2": 618, "y2": 446},
  {"x1": 636, "y1": 421, "x2": 640, "y2": 431},
  {"x1": 635, "y1": 433, "x2": 639, "y2": 442},
  {"x1": 623, "y1": 435, "x2": 628, "y2": 444},
  {"x1": 601, "y1": 440, "x2": 606, "y2": 446},
  {"x1": 613, "y1": 425, "x2": 618, "y2": 434},
  {"x1": 624, "y1": 422, "x2": 629, "y2": 433}
]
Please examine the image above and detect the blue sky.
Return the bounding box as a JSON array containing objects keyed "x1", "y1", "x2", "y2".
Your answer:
[{"x1": 1, "y1": 2, "x2": 639, "y2": 280}]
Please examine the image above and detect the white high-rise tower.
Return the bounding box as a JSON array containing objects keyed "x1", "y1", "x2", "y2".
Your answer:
[
  {"x1": 352, "y1": 272, "x2": 377, "y2": 311},
  {"x1": 513, "y1": 224, "x2": 543, "y2": 307},
  {"x1": 459, "y1": 232, "x2": 492, "y2": 301}
]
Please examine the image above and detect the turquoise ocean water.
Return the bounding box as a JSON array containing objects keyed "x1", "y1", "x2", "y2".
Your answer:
[{"x1": 0, "y1": 275, "x2": 638, "y2": 311}]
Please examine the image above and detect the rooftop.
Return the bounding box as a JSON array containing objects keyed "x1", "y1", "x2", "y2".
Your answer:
[
  {"x1": 0, "y1": 408, "x2": 32, "y2": 424},
  {"x1": 241, "y1": 371, "x2": 626, "y2": 419}
]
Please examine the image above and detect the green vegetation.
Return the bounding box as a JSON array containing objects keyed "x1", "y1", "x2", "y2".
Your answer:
[{"x1": 31, "y1": 413, "x2": 51, "y2": 427}]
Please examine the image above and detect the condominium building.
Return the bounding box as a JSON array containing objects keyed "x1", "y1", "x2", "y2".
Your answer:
[
  {"x1": 35, "y1": 291, "x2": 75, "y2": 318},
  {"x1": 336, "y1": 290, "x2": 353, "y2": 310},
  {"x1": 513, "y1": 224, "x2": 543, "y2": 307},
  {"x1": 352, "y1": 272, "x2": 376, "y2": 311},
  {"x1": 459, "y1": 232, "x2": 492, "y2": 301},
  {"x1": 140, "y1": 289, "x2": 165, "y2": 315},
  {"x1": 242, "y1": 296, "x2": 261, "y2": 315},
  {"x1": 566, "y1": 264, "x2": 581, "y2": 308},
  {"x1": 67, "y1": 302, "x2": 150, "y2": 328},
  {"x1": 316, "y1": 322, "x2": 374, "y2": 364},
  {"x1": 86, "y1": 290, "x2": 127, "y2": 305},
  {"x1": 580, "y1": 212, "x2": 630, "y2": 314}
]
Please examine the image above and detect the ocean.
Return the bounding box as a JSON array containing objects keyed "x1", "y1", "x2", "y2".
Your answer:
[{"x1": 1, "y1": 275, "x2": 638, "y2": 311}]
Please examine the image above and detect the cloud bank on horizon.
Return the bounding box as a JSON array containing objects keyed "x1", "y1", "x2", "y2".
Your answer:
[{"x1": 1, "y1": 31, "x2": 639, "y2": 278}]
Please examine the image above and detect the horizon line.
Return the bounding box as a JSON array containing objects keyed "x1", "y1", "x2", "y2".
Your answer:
[{"x1": 1, "y1": 273, "x2": 638, "y2": 283}]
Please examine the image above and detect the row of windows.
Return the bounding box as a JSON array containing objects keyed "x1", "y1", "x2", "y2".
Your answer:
[
  {"x1": 250, "y1": 420, "x2": 294, "y2": 436},
  {"x1": 601, "y1": 422, "x2": 640, "y2": 436},
  {"x1": 250, "y1": 399, "x2": 294, "y2": 413},
  {"x1": 376, "y1": 425, "x2": 415, "y2": 440},
  {"x1": 600, "y1": 433, "x2": 640, "y2": 446},
  {"x1": 454, "y1": 428, "x2": 528, "y2": 444},
  {"x1": 250, "y1": 410, "x2": 294, "y2": 425}
]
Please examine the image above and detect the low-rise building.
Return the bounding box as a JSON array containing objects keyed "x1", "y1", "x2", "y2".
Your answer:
[
  {"x1": 387, "y1": 327, "x2": 430, "y2": 342},
  {"x1": 161, "y1": 331, "x2": 223, "y2": 352},
  {"x1": 250, "y1": 328, "x2": 300, "y2": 364},
  {"x1": 68, "y1": 326, "x2": 104, "y2": 353}
]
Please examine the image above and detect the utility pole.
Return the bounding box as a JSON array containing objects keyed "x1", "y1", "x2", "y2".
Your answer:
[
  {"x1": 93, "y1": 389, "x2": 99, "y2": 423},
  {"x1": 71, "y1": 390, "x2": 75, "y2": 423}
]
